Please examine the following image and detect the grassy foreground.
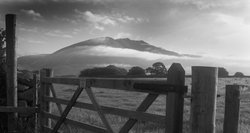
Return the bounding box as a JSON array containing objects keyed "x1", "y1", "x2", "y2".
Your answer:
[{"x1": 51, "y1": 78, "x2": 250, "y2": 133}]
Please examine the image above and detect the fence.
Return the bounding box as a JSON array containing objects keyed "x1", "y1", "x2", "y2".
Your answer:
[
  {"x1": 2, "y1": 14, "x2": 249, "y2": 133},
  {"x1": 39, "y1": 63, "x2": 187, "y2": 133}
]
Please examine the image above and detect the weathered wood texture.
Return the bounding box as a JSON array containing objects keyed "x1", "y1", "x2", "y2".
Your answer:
[
  {"x1": 39, "y1": 69, "x2": 52, "y2": 133},
  {"x1": 223, "y1": 85, "x2": 243, "y2": 133},
  {"x1": 0, "y1": 106, "x2": 38, "y2": 113},
  {"x1": 42, "y1": 77, "x2": 186, "y2": 94},
  {"x1": 43, "y1": 112, "x2": 107, "y2": 133},
  {"x1": 51, "y1": 84, "x2": 85, "y2": 133},
  {"x1": 39, "y1": 64, "x2": 188, "y2": 133},
  {"x1": 190, "y1": 66, "x2": 218, "y2": 133},
  {"x1": 86, "y1": 87, "x2": 113, "y2": 133},
  {"x1": 166, "y1": 63, "x2": 185, "y2": 133},
  {"x1": 119, "y1": 94, "x2": 158, "y2": 133},
  {"x1": 44, "y1": 96, "x2": 165, "y2": 123},
  {"x1": 6, "y1": 14, "x2": 18, "y2": 132},
  {"x1": 33, "y1": 74, "x2": 38, "y2": 133},
  {"x1": 50, "y1": 85, "x2": 71, "y2": 133}
]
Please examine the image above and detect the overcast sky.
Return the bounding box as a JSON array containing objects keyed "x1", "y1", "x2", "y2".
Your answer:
[{"x1": 0, "y1": 0, "x2": 250, "y2": 74}]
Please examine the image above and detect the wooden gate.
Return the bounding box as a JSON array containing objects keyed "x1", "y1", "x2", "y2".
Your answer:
[{"x1": 38, "y1": 63, "x2": 187, "y2": 133}]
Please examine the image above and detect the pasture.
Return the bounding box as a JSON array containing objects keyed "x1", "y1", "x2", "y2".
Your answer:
[{"x1": 50, "y1": 77, "x2": 250, "y2": 133}]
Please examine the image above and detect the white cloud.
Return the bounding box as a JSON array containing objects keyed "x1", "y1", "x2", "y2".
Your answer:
[
  {"x1": 21, "y1": 9, "x2": 42, "y2": 18},
  {"x1": 115, "y1": 32, "x2": 132, "y2": 39},
  {"x1": 169, "y1": 0, "x2": 246, "y2": 9},
  {"x1": 86, "y1": 63, "x2": 132, "y2": 68},
  {"x1": 19, "y1": 27, "x2": 38, "y2": 32},
  {"x1": 76, "y1": 10, "x2": 116, "y2": 25},
  {"x1": 45, "y1": 30, "x2": 73, "y2": 38},
  {"x1": 73, "y1": 45, "x2": 193, "y2": 60},
  {"x1": 27, "y1": 40, "x2": 45, "y2": 44},
  {"x1": 75, "y1": 9, "x2": 146, "y2": 31},
  {"x1": 94, "y1": 25, "x2": 105, "y2": 31}
]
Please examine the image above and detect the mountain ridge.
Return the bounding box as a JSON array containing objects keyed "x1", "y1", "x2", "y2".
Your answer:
[
  {"x1": 18, "y1": 37, "x2": 200, "y2": 75},
  {"x1": 53, "y1": 37, "x2": 183, "y2": 57}
]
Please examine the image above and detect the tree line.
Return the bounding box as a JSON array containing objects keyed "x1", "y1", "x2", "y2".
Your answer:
[
  {"x1": 79, "y1": 62, "x2": 245, "y2": 77},
  {"x1": 79, "y1": 62, "x2": 168, "y2": 77}
]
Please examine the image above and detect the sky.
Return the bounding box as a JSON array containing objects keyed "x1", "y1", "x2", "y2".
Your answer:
[{"x1": 0, "y1": 0, "x2": 250, "y2": 74}]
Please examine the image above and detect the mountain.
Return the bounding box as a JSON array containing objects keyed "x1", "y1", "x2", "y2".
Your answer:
[
  {"x1": 18, "y1": 37, "x2": 200, "y2": 76},
  {"x1": 53, "y1": 37, "x2": 183, "y2": 56}
]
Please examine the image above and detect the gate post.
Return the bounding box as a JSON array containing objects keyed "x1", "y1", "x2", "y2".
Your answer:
[
  {"x1": 166, "y1": 63, "x2": 185, "y2": 133},
  {"x1": 39, "y1": 69, "x2": 52, "y2": 132},
  {"x1": 190, "y1": 66, "x2": 218, "y2": 133},
  {"x1": 6, "y1": 14, "x2": 18, "y2": 133},
  {"x1": 33, "y1": 74, "x2": 38, "y2": 133},
  {"x1": 223, "y1": 85, "x2": 243, "y2": 133}
]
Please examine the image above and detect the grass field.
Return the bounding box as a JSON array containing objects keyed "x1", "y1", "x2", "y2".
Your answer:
[{"x1": 50, "y1": 77, "x2": 250, "y2": 133}]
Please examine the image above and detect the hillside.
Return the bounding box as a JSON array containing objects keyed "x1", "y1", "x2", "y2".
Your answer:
[{"x1": 18, "y1": 37, "x2": 199, "y2": 76}]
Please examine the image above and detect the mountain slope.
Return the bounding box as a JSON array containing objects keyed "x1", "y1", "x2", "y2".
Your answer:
[
  {"x1": 53, "y1": 37, "x2": 181, "y2": 56},
  {"x1": 18, "y1": 37, "x2": 199, "y2": 76}
]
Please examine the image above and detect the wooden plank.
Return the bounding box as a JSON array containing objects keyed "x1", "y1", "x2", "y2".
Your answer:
[
  {"x1": 223, "y1": 85, "x2": 243, "y2": 133},
  {"x1": 85, "y1": 87, "x2": 113, "y2": 133},
  {"x1": 44, "y1": 96, "x2": 165, "y2": 124},
  {"x1": 33, "y1": 74, "x2": 38, "y2": 133},
  {"x1": 42, "y1": 77, "x2": 186, "y2": 94},
  {"x1": 166, "y1": 63, "x2": 185, "y2": 133},
  {"x1": 133, "y1": 83, "x2": 187, "y2": 94},
  {"x1": 43, "y1": 126, "x2": 60, "y2": 133},
  {"x1": 43, "y1": 112, "x2": 107, "y2": 133},
  {"x1": 39, "y1": 69, "x2": 53, "y2": 133},
  {"x1": 119, "y1": 94, "x2": 158, "y2": 133},
  {"x1": 50, "y1": 85, "x2": 72, "y2": 133},
  {"x1": 51, "y1": 84, "x2": 85, "y2": 133},
  {"x1": 0, "y1": 106, "x2": 38, "y2": 113},
  {"x1": 41, "y1": 77, "x2": 80, "y2": 85},
  {"x1": 190, "y1": 66, "x2": 218, "y2": 133},
  {"x1": 6, "y1": 14, "x2": 18, "y2": 132}
]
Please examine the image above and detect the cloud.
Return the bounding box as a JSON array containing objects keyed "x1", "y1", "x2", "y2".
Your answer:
[
  {"x1": 20, "y1": 9, "x2": 44, "y2": 21},
  {"x1": 115, "y1": 32, "x2": 132, "y2": 39},
  {"x1": 76, "y1": 10, "x2": 116, "y2": 25},
  {"x1": 117, "y1": 15, "x2": 146, "y2": 23},
  {"x1": 169, "y1": 0, "x2": 246, "y2": 10},
  {"x1": 21, "y1": 9, "x2": 42, "y2": 18},
  {"x1": 75, "y1": 9, "x2": 146, "y2": 31},
  {"x1": 45, "y1": 30, "x2": 73, "y2": 38},
  {"x1": 19, "y1": 27, "x2": 38, "y2": 32},
  {"x1": 75, "y1": 45, "x2": 193, "y2": 60},
  {"x1": 27, "y1": 39, "x2": 45, "y2": 44},
  {"x1": 86, "y1": 63, "x2": 132, "y2": 68}
]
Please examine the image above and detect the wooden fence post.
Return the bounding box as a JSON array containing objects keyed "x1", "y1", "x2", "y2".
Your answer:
[
  {"x1": 223, "y1": 85, "x2": 243, "y2": 133},
  {"x1": 166, "y1": 63, "x2": 185, "y2": 133},
  {"x1": 33, "y1": 74, "x2": 38, "y2": 133},
  {"x1": 39, "y1": 69, "x2": 52, "y2": 132},
  {"x1": 6, "y1": 14, "x2": 18, "y2": 133},
  {"x1": 190, "y1": 66, "x2": 218, "y2": 133}
]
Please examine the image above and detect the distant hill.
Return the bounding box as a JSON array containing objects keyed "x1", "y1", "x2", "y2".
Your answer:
[{"x1": 18, "y1": 37, "x2": 200, "y2": 76}]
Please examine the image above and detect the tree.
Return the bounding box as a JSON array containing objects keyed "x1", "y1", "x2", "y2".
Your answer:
[
  {"x1": 79, "y1": 65, "x2": 127, "y2": 77},
  {"x1": 146, "y1": 62, "x2": 167, "y2": 76},
  {"x1": 0, "y1": 28, "x2": 5, "y2": 71},
  {"x1": 218, "y1": 67, "x2": 229, "y2": 77},
  {"x1": 234, "y1": 72, "x2": 244, "y2": 77},
  {"x1": 0, "y1": 28, "x2": 7, "y2": 132},
  {"x1": 127, "y1": 66, "x2": 145, "y2": 76}
]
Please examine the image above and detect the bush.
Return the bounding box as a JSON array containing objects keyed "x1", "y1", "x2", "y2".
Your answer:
[
  {"x1": 146, "y1": 62, "x2": 167, "y2": 76},
  {"x1": 127, "y1": 66, "x2": 145, "y2": 76},
  {"x1": 79, "y1": 65, "x2": 127, "y2": 77},
  {"x1": 234, "y1": 72, "x2": 244, "y2": 77},
  {"x1": 218, "y1": 67, "x2": 229, "y2": 77}
]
